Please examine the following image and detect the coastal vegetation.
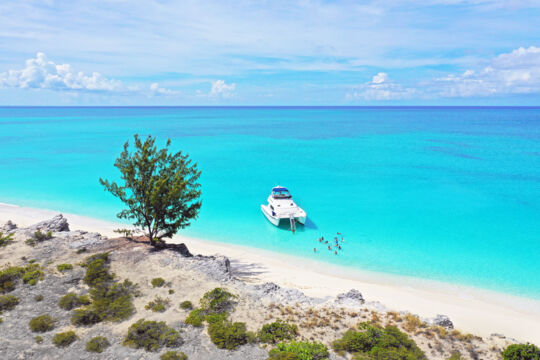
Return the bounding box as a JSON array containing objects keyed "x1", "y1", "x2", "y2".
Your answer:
[
  {"x1": 99, "y1": 134, "x2": 202, "y2": 246},
  {"x1": 180, "y1": 300, "x2": 193, "y2": 310},
  {"x1": 161, "y1": 350, "x2": 188, "y2": 360},
  {"x1": 152, "y1": 277, "x2": 166, "y2": 287},
  {"x1": 145, "y1": 295, "x2": 171, "y2": 312},
  {"x1": 29, "y1": 314, "x2": 57, "y2": 332},
  {"x1": 258, "y1": 319, "x2": 299, "y2": 344},
  {"x1": 0, "y1": 263, "x2": 45, "y2": 292},
  {"x1": 0, "y1": 294, "x2": 19, "y2": 311},
  {"x1": 123, "y1": 319, "x2": 182, "y2": 351},
  {"x1": 58, "y1": 292, "x2": 91, "y2": 310},
  {"x1": 25, "y1": 230, "x2": 53, "y2": 246},
  {"x1": 86, "y1": 336, "x2": 111, "y2": 353},
  {"x1": 268, "y1": 341, "x2": 329, "y2": 360},
  {"x1": 52, "y1": 330, "x2": 78, "y2": 347},
  {"x1": 0, "y1": 231, "x2": 14, "y2": 247},
  {"x1": 502, "y1": 343, "x2": 540, "y2": 360},
  {"x1": 56, "y1": 263, "x2": 73, "y2": 272}
]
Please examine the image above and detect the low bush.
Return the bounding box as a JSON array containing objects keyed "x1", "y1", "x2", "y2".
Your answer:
[
  {"x1": 71, "y1": 307, "x2": 102, "y2": 326},
  {"x1": 0, "y1": 232, "x2": 14, "y2": 247},
  {"x1": 90, "y1": 279, "x2": 138, "y2": 321},
  {"x1": 21, "y1": 263, "x2": 44, "y2": 285},
  {"x1": 123, "y1": 319, "x2": 181, "y2": 352},
  {"x1": 185, "y1": 308, "x2": 204, "y2": 327},
  {"x1": 502, "y1": 343, "x2": 540, "y2": 360},
  {"x1": 207, "y1": 320, "x2": 250, "y2": 350},
  {"x1": 83, "y1": 252, "x2": 113, "y2": 287},
  {"x1": 52, "y1": 330, "x2": 78, "y2": 347},
  {"x1": 332, "y1": 322, "x2": 425, "y2": 360},
  {"x1": 152, "y1": 277, "x2": 166, "y2": 287},
  {"x1": 269, "y1": 341, "x2": 329, "y2": 360},
  {"x1": 25, "y1": 230, "x2": 53, "y2": 246},
  {"x1": 169, "y1": 289, "x2": 175, "y2": 294},
  {"x1": 447, "y1": 352, "x2": 461, "y2": 360},
  {"x1": 161, "y1": 350, "x2": 188, "y2": 360},
  {"x1": 57, "y1": 263, "x2": 73, "y2": 272},
  {"x1": 180, "y1": 300, "x2": 193, "y2": 310},
  {"x1": 0, "y1": 266, "x2": 25, "y2": 292},
  {"x1": 258, "y1": 319, "x2": 298, "y2": 344},
  {"x1": 34, "y1": 335, "x2": 43, "y2": 343},
  {"x1": 0, "y1": 294, "x2": 20, "y2": 311},
  {"x1": 58, "y1": 293, "x2": 90, "y2": 310},
  {"x1": 200, "y1": 288, "x2": 236, "y2": 314},
  {"x1": 29, "y1": 314, "x2": 57, "y2": 333},
  {"x1": 34, "y1": 294, "x2": 44, "y2": 302},
  {"x1": 145, "y1": 296, "x2": 170, "y2": 312},
  {"x1": 205, "y1": 312, "x2": 228, "y2": 325},
  {"x1": 86, "y1": 336, "x2": 111, "y2": 353}
]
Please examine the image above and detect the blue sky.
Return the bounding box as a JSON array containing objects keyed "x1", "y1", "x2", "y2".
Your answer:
[{"x1": 0, "y1": 0, "x2": 539, "y2": 105}]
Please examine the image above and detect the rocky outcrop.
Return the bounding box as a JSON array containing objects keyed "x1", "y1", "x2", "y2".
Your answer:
[
  {"x1": 248, "y1": 282, "x2": 316, "y2": 305},
  {"x1": 334, "y1": 289, "x2": 365, "y2": 306},
  {"x1": 155, "y1": 242, "x2": 193, "y2": 257},
  {"x1": 29, "y1": 214, "x2": 69, "y2": 232},
  {"x1": 427, "y1": 314, "x2": 454, "y2": 329},
  {"x1": 1, "y1": 220, "x2": 17, "y2": 232}
]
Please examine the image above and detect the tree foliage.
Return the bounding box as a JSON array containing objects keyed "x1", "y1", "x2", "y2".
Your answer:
[
  {"x1": 502, "y1": 343, "x2": 540, "y2": 360},
  {"x1": 100, "y1": 135, "x2": 202, "y2": 245}
]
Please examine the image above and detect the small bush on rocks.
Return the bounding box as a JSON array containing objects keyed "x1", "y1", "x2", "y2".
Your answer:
[
  {"x1": 123, "y1": 319, "x2": 181, "y2": 352},
  {"x1": 83, "y1": 253, "x2": 113, "y2": 287},
  {"x1": 59, "y1": 293, "x2": 90, "y2": 310},
  {"x1": 0, "y1": 266, "x2": 25, "y2": 293},
  {"x1": 447, "y1": 352, "x2": 462, "y2": 360},
  {"x1": 269, "y1": 341, "x2": 329, "y2": 360},
  {"x1": 152, "y1": 277, "x2": 166, "y2": 287},
  {"x1": 258, "y1": 319, "x2": 298, "y2": 344},
  {"x1": 57, "y1": 263, "x2": 73, "y2": 272},
  {"x1": 0, "y1": 294, "x2": 20, "y2": 312},
  {"x1": 0, "y1": 232, "x2": 14, "y2": 247},
  {"x1": 207, "y1": 320, "x2": 250, "y2": 350},
  {"x1": 90, "y1": 279, "x2": 138, "y2": 321},
  {"x1": 29, "y1": 314, "x2": 57, "y2": 333},
  {"x1": 34, "y1": 294, "x2": 44, "y2": 302},
  {"x1": 185, "y1": 308, "x2": 204, "y2": 327},
  {"x1": 71, "y1": 308, "x2": 102, "y2": 326},
  {"x1": 169, "y1": 289, "x2": 175, "y2": 294},
  {"x1": 180, "y1": 300, "x2": 193, "y2": 310},
  {"x1": 21, "y1": 263, "x2": 44, "y2": 285},
  {"x1": 161, "y1": 350, "x2": 188, "y2": 360},
  {"x1": 502, "y1": 343, "x2": 540, "y2": 360},
  {"x1": 34, "y1": 335, "x2": 43, "y2": 343},
  {"x1": 145, "y1": 296, "x2": 170, "y2": 312},
  {"x1": 86, "y1": 336, "x2": 111, "y2": 353},
  {"x1": 25, "y1": 230, "x2": 53, "y2": 246},
  {"x1": 52, "y1": 330, "x2": 78, "y2": 347},
  {"x1": 200, "y1": 288, "x2": 236, "y2": 314}
]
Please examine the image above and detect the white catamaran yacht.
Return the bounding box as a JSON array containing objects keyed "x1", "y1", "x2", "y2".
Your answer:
[{"x1": 261, "y1": 186, "x2": 306, "y2": 231}]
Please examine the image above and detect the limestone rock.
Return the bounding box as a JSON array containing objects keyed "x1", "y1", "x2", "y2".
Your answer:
[
  {"x1": 335, "y1": 289, "x2": 365, "y2": 306},
  {"x1": 427, "y1": 314, "x2": 454, "y2": 329},
  {"x1": 29, "y1": 214, "x2": 69, "y2": 232},
  {"x1": 1, "y1": 220, "x2": 17, "y2": 232}
]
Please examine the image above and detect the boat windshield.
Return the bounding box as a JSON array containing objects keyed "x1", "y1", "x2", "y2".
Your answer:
[{"x1": 272, "y1": 189, "x2": 292, "y2": 199}]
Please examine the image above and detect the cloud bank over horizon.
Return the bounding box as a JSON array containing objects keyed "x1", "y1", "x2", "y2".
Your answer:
[{"x1": 0, "y1": 0, "x2": 539, "y2": 105}]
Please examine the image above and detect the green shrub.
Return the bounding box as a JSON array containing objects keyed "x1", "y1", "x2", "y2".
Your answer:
[
  {"x1": 76, "y1": 247, "x2": 87, "y2": 254},
  {"x1": 152, "y1": 277, "x2": 166, "y2": 287},
  {"x1": 200, "y1": 288, "x2": 236, "y2": 314},
  {"x1": 267, "y1": 353, "x2": 299, "y2": 360},
  {"x1": 185, "y1": 308, "x2": 204, "y2": 327},
  {"x1": 161, "y1": 350, "x2": 188, "y2": 360},
  {"x1": 333, "y1": 322, "x2": 425, "y2": 360},
  {"x1": 52, "y1": 330, "x2": 78, "y2": 347},
  {"x1": 0, "y1": 266, "x2": 25, "y2": 293},
  {"x1": 0, "y1": 232, "x2": 14, "y2": 247},
  {"x1": 71, "y1": 308, "x2": 102, "y2": 326},
  {"x1": 59, "y1": 292, "x2": 91, "y2": 310},
  {"x1": 21, "y1": 263, "x2": 44, "y2": 285},
  {"x1": 259, "y1": 319, "x2": 298, "y2": 344},
  {"x1": 34, "y1": 294, "x2": 44, "y2": 302},
  {"x1": 89, "y1": 279, "x2": 138, "y2": 321},
  {"x1": 0, "y1": 317, "x2": 3, "y2": 323},
  {"x1": 446, "y1": 352, "x2": 461, "y2": 360},
  {"x1": 205, "y1": 312, "x2": 228, "y2": 325},
  {"x1": 123, "y1": 319, "x2": 181, "y2": 352},
  {"x1": 0, "y1": 294, "x2": 20, "y2": 311},
  {"x1": 207, "y1": 320, "x2": 249, "y2": 350},
  {"x1": 25, "y1": 230, "x2": 53, "y2": 246},
  {"x1": 502, "y1": 343, "x2": 540, "y2": 360},
  {"x1": 86, "y1": 336, "x2": 111, "y2": 353},
  {"x1": 146, "y1": 296, "x2": 170, "y2": 312},
  {"x1": 169, "y1": 289, "x2": 175, "y2": 294},
  {"x1": 180, "y1": 300, "x2": 193, "y2": 310},
  {"x1": 34, "y1": 335, "x2": 43, "y2": 344},
  {"x1": 57, "y1": 263, "x2": 73, "y2": 272},
  {"x1": 29, "y1": 314, "x2": 57, "y2": 332},
  {"x1": 83, "y1": 253, "x2": 113, "y2": 287},
  {"x1": 270, "y1": 341, "x2": 329, "y2": 360}
]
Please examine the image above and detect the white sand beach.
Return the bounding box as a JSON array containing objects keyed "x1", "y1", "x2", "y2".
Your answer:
[{"x1": 1, "y1": 202, "x2": 539, "y2": 344}]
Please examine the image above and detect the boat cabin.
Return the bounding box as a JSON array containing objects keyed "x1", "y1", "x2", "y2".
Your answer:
[{"x1": 272, "y1": 187, "x2": 292, "y2": 199}]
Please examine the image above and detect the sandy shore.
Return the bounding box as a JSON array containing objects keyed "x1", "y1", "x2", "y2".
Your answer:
[{"x1": 1, "y1": 202, "x2": 539, "y2": 343}]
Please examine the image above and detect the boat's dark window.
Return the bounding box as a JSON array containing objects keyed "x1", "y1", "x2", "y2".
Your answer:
[{"x1": 270, "y1": 205, "x2": 274, "y2": 210}]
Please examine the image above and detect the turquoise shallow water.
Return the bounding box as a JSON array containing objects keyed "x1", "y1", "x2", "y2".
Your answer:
[{"x1": 0, "y1": 107, "x2": 539, "y2": 298}]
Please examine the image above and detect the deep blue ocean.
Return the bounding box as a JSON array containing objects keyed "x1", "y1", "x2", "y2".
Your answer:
[{"x1": 0, "y1": 107, "x2": 539, "y2": 299}]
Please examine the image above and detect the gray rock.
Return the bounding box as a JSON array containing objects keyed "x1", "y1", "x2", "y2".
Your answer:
[
  {"x1": 249, "y1": 282, "x2": 316, "y2": 305},
  {"x1": 427, "y1": 314, "x2": 454, "y2": 329},
  {"x1": 2, "y1": 220, "x2": 17, "y2": 232},
  {"x1": 335, "y1": 289, "x2": 365, "y2": 306},
  {"x1": 28, "y1": 214, "x2": 69, "y2": 232}
]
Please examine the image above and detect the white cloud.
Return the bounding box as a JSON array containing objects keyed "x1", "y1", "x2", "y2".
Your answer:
[
  {"x1": 347, "y1": 73, "x2": 416, "y2": 101},
  {"x1": 0, "y1": 52, "x2": 125, "y2": 93},
  {"x1": 210, "y1": 80, "x2": 236, "y2": 97},
  {"x1": 149, "y1": 82, "x2": 178, "y2": 96},
  {"x1": 436, "y1": 46, "x2": 540, "y2": 97}
]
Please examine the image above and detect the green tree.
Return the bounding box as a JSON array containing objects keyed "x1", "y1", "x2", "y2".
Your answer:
[
  {"x1": 502, "y1": 343, "x2": 540, "y2": 360},
  {"x1": 100, "y1": 135, "x2": 202, "y2": 246}
]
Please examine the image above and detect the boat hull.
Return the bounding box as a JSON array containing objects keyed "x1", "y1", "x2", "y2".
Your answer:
[{"x1": 261, "y1": 204, "x2": 306, "y2": 227}]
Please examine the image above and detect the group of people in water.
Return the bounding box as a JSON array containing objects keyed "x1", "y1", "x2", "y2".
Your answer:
[{"x1": 313, "y1": 232, "x2": 344, "y2": 255}]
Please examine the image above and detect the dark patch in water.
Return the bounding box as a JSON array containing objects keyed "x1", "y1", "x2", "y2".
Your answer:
[{"x1": 426, "y1": 146, "x2": 482, "y2": 160}]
